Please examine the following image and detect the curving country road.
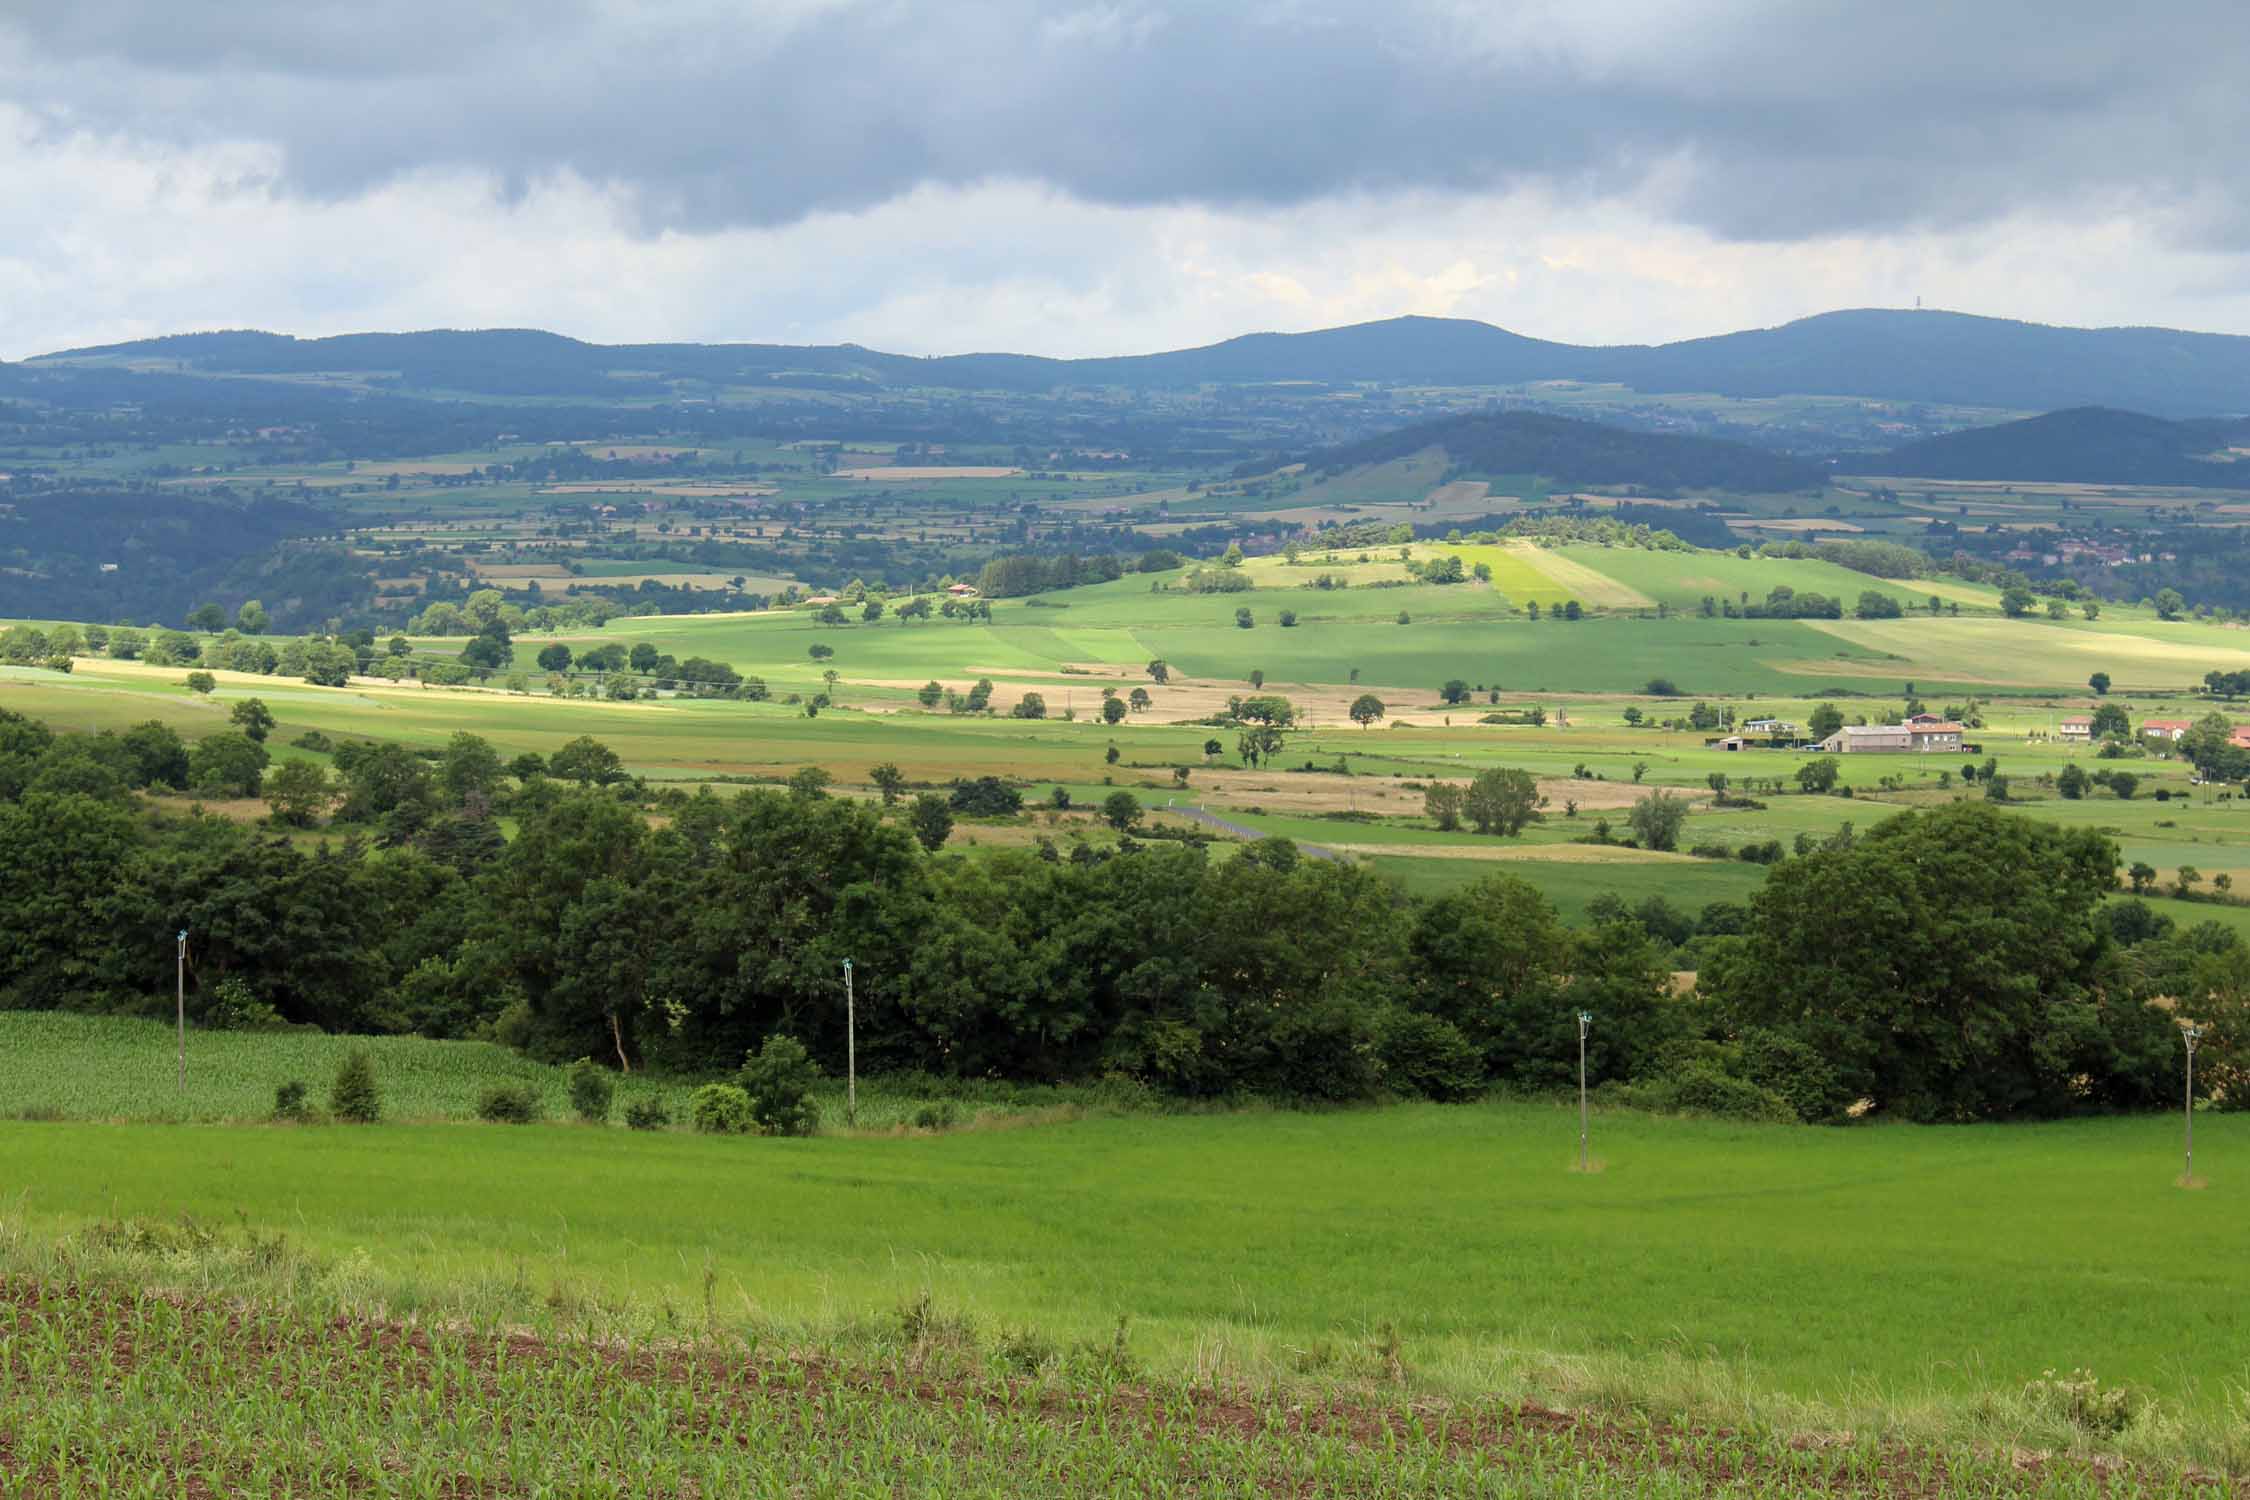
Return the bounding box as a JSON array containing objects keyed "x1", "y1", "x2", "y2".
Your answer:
[{"x1": 1164, "y1": 803, "x2": 1340, "y2": 861}]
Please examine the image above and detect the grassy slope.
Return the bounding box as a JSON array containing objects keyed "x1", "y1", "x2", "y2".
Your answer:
[{"x1": 1, "y1": 1088, "x2": 2240, "y2": 1421}]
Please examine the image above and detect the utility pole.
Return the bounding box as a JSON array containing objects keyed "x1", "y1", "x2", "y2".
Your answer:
[
  {"x1": 2183, "y1": 1023, "x2": 2203, "y2": 1183},
  {"x1": 842, "y1": 958, "x2": 857, "y2": 1128},
  {"x1": 1577, "y1": 1011, "x2": 1593, "y2": 1172},
  {"x1": 174, "y1": 926, "x2": 187, "y2": 1092}
]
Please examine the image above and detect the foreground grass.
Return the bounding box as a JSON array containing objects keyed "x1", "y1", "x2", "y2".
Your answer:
[
  {"x1": 0, "y1": 1252, "x2": 2199, "y2": 1498},
  {"x1": 0, "y1": 1042, "x2": 2242, "y2": 1464}
]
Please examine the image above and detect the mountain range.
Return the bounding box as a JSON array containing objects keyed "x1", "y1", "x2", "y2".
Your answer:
[{"x1": 29, "y1": 309, "x2": 2250, "y2": 417}]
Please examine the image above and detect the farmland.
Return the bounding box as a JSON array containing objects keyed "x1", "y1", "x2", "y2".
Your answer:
[{"x1": 1, "y1": 1017, "x2": 2246, "y2": 1487}]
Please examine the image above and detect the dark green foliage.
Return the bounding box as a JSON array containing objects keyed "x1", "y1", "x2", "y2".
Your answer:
[
  {"x1": 1708, "y1": 803, "x2": 2154, "y2": 1121},
  {"x1": 566, "y1": 1058, "x2": 613, "y2": 1124},
  {"x1": 272, "y1": 1080, "x2": 311, "y2": 1121},
  {"x1": 330, "y1": 1050, "x2": 381, "y2": 1124},
  {"x1": 909, "y1": 793, "x2": 954, "y2": 852},
  {"x1": 689, "y1": 1083, "x2": 753, "y2": 1134},
  {"x1": 949, "y1": 777, "x2": 1023, "y2": 815},
  {"x1": 1378, "y1": 1012, "x2": 1485, "y2": 1101},
  {"x1": 739, "y1": 1034, "x2": 821, "y2": 1136},
  {"x1": 622, "y1": 1096, "x2": 671, "y2": 1130},
  {"x1": 475, "y1": 1082, "x2": 542, "y2": 1124}
]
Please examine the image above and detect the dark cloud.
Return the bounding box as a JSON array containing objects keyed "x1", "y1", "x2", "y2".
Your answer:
[{"x1": 3, "y1": 0, "x2": 2243, "y2": 244}]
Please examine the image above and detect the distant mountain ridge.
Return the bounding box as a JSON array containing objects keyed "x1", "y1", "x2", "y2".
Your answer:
[
  {"x1": 1852, "y1": 406, "x2": 2250, "y2": 485},
  {"x1": 37, "y1": 308, "x2": 2250, "y2": 416},
  {"x1": 1309, "y1": 409, "x2": 1824, "y2": 495}
]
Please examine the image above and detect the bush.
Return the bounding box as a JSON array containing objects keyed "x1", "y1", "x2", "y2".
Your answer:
[
  {"x1": 1666, "y1": 1064, "x2": 1798, "y2": 1124},
  {"x1": 566, "y1": 1058, "x2": 614, "y2": 1124},
  {"x1": 476, "y1": 1082, "x2": 542, "y2": 1124},
  {"x1": 623, "y1": 1096, "x2": 672, "y2": 1131},
  {"x1": 1739, "y1": 1028, "x2": 1853, "y2": 1123},
  {"x1": 1379, "y1": 1012, "x2": 1486, "y2": 1102},
  {"x1": 273, "y1": 1080, "x2": 311, "y2": 1122},
  {"x1": 202, "y1": 976, "x2": 283, "y2": 1031},
  {"x1": 689, "y1": 1083, "x2": 753, "y2": 1135},
  {"x1": 330, "y1": 1050, "x2": 381, "y2": 1124},
  {"x1": 911, "y1": 1100, "x2": 961, "y2": 1130},
  {"x1": 739, "y1": 1034, "x2": 822, "y2": 1136}
]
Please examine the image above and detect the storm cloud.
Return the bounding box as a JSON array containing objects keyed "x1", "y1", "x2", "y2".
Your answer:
[{"x1": 3, "y1": 0, "x2": 2244, "y2": 245}]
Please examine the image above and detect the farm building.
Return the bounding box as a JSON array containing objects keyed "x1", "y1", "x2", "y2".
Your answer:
[
  {"x1": 2059, "y1": 716, "x2": 2093, "y2": 742},
  {"x1": 2141, "y1": 719, "x2": 2192, "y2": 743},
  {"x1": 1741, "y1": 718, "x2": 1797, "y2": 736},
  {"x1": 1818, "y1": 719, "x2": 1965, "y2": 754},
  {"x1": 946, "y1": 582, "x2": 981, "y2": 597}
]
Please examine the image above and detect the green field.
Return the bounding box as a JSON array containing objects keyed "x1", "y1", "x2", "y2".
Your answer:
[{"x1": 2, "y1": 1024, "x2": 2241, "y2": 1444}]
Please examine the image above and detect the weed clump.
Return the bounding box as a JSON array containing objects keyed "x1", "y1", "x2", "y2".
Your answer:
[
  {"x1": 2022, "y1": 1368, "x2": 2149, "y2": 1438},
  {"x1": 329, "y1": 1050, "x2": 381, "y2": 1124},
  {"x1": 475, "y1": 1082, "x2": 542, "y2": 1124},
  {"x1": 565, "y1": 1058, "x2": 613, "y2": 1125},
  {"x1": 688, "y1": 1083, "x2": 753, "y2": 1135},
  {"x1": 623, "y1": 1096, "x2": 671, "y2": 1131}
]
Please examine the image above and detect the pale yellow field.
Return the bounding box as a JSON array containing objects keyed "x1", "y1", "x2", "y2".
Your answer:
[{"x1": 1508, "y1": 544, "x2": 1655, "y2": 608}]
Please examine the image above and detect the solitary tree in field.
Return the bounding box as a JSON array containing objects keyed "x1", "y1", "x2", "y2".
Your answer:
[
  {"x1": 1203, "y1": 738, "x2": 1223, "y2": 762},
  {"x1": 787, "y1": 766, "x2": 833, "y2": 799},
  {"x1": 1146, "y1": 659, "x2": 1169, "y2": 684},
  {"x1": 1424, "y1": 781, "x2": 1463, "y2": 830},
  {"x1": 1128, "y1": 687, "x2": 1151, "y2": 712},
  {"x1": 1235, "y1": 607, "x2": 1254, "y2": 629},
  {"x1": 1628, "y1": 789, "x2": 1688, "y2": 852},
  {"x1": 2088, "y1": 671, "x2": 2111, "y2": 695},
  {"x1": 1101, "y1": 697, "x2": 1126, "y2": 725},
  {"x1": 1101, "y1": 790, "x2": 1142, "y2": 834},
  {"x1": 869, "y1": 762, "x2": 905, "y2": 805},
  {"x1": 909, "y1": 793, "x2": 954, "y2": 853},
  {"x1": 917, "y1": 680, "x2": 944, "y2": 708},
  {"x1": 1439, "y1": 679, "x2": 1470, "y2": 705},
  {"x1": 1249, "y1": 669, "x2": 1265, "y2": 689},
  {"x1": 1462, "y1": 767, "x2": 1542, "y2": 836},
  {"x1": 1349, "y1": 693, "x2": 1386, "y2": 729},
  {"x1": 229, "y1": 697, "x2": 275, "y2": 742}
]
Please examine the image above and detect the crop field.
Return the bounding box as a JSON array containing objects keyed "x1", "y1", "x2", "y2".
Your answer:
[{"x1": 1, "y1": 1027, "x2": 2245, "y2": 1480}]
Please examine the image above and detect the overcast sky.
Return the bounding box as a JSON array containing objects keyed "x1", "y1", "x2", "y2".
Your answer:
[{"x1": 4, "y1": 0, "x2": 2247, "y2": 360}]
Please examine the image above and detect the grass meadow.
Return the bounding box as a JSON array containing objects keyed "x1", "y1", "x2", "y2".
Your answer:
[{"x1": 1, "y1": 1017, "x2": 2241, "y2": 1444}]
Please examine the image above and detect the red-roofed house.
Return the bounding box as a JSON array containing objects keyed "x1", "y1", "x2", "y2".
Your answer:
[
  {"x1": 2059, "y1": 715, "x2": 2093, "y2": 742},
  {"x1": 2141, "y1": 719, "x2": 2193, "y2": 743}
]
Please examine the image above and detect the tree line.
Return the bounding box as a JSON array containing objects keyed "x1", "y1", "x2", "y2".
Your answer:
[{"x1": 0, "y1": 705, "x2": 2239, "y2": 1121}]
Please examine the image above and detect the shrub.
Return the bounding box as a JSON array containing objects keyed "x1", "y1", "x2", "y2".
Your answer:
[
  {"x1": 1667, "y1": 1064, "x2": 1798, "y2": 1124},
  {"x1": 623, "y1": 1096, "x2": 672, "y2": 1131},
  {"x1": 330, "y1": 1050, "x2": 381, "y2": 1124},
  {"x1": 1739, "y1": 1028, "x2": 1852, "y2": 1123},
  {"x1": 476, "y1": 1082, "x2": 542, "y2": 1124},
  {"x1": 911, "y1": 1100, "x2": 961, "y2": 1130},
  {"x1": 740, "y1": 1034, "x2": 822, "y2": 1136},
  {"x1": 273, "y1": 1080, "x2": 311, "y2": 1122},
  {"x1": 689, "y1": 1083, "x2": 753, "y2": 1135},
  {"x1": 566, "y1": 1058, "x2": 614, "y2": 1124},
  {"x1": 1379, "y1": 1012, "x2": 1485, "y2": 1102},
  {"x1": 202, "y1": 976, "x2": 284, "y2": 1031}
]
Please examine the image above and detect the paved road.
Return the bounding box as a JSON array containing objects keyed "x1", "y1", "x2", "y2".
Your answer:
[{"x1": 1165, "y1": 803, "x2": 1340, "y2": 861}]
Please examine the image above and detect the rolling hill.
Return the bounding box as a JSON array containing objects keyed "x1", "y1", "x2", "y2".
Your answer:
[
  {"x1": 1851, "y1": 406, "x2": 2250, "y2": 485},
  {"x1": 35, "y1": 309, "x2": 2250, "y2": 415},
  {"x1": 1307, "y1": 410, "x2": 1825, "y2": 494}
]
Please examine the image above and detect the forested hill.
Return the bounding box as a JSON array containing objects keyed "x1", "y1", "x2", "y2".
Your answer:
[
  {"x1": 1852, "y1": 407, "x2": 2250, "y2": 485},
  {"x1": 39, "y1": 308, "x2": 2250, "y2": 414},
  {"x1": 1308, "y1": 410, "x2": 1825, "y2": 494}
]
